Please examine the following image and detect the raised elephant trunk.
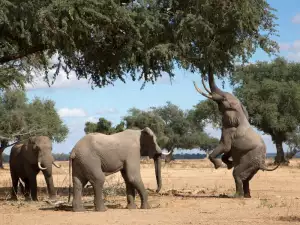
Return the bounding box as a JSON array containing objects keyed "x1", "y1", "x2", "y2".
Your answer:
[
  {"x1": 153, "y1": 154, "x2": 162, "y2": 193},
  {"x1": 207, "y1": 65, "x2": 225, "y2": 96}
]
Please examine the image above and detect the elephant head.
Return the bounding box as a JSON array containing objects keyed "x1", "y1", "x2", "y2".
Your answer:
[
  {"x1": 26, "y1": 136, "x2": 60, "y2": 200},
  {"x1": 28, "y1": 136, "x2": 61, "y2": 171},
  {"x1": 193, "y1": 66, "x2": 249, "y2": 126},
  {"x1": 140, "y1": 127, "x2": 170, "y2": 193}
]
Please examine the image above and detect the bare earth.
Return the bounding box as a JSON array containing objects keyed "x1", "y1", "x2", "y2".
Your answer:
[{"x1": 1, "y1": 158, "x2": 300, "y2": 225}]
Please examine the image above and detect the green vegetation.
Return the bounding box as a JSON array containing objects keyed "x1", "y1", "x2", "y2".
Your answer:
[
  {"x1": 230, "y1": 57, "x2": 300, "y2": 164},
  {"x1": 0, "y1": 89, "x2": 68, "y2": 168},
  {"x1": 1, "y1": 0, "x2": 278, "y2": 89}
]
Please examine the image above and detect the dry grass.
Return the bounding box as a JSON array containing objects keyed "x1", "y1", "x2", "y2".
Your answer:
[{"x1": 1, "y1": 158, "x2": 300, "y2": 225}]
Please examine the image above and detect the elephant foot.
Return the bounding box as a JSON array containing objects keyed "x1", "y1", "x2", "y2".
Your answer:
[
  {"x1": 48, "y1": 195, "x2": 57, "y2": 200},
  {"x1": 126, "y1": 203, "x2": 137, "y2": 209},
  {"x1": 95, "y1": 206, "x2": 107, "y2": 212},
  {"x1": 244, "y1": 193, "x2": 251, "y2": 198},
  {"x1": 73, "y1": 207, "x2": 86, "y2": 212},
  {"x1": 140, "y1": 202, "x2": 151, "y2": 209},
  {"x1": 226, "y1": 162, "x2": 233, "y2": 170},
  {"x1": 8, "y1": 196, "x2": 18, "y2": 201},
  {"x1": 212, "y1": 159, "x2": 223, "y2": 169},
  {"x1": 232, "y1": 193, "x2": 244, "y2": 198},
  {"x1": 24, "y1": 196, "x2": 31, "y2": 201}
]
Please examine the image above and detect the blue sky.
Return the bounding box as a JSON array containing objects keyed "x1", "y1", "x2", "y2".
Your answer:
[{"x1": 5, "y1": 0, "x2": 300, "y2": 155}]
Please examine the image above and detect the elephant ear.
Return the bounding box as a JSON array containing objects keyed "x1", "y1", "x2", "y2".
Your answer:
[{"x1": 140, "y1": 127, "x2": 160, "y2": 159}]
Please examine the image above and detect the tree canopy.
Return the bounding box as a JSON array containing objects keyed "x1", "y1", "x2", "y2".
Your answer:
[
  {"x1": 1, "y1": 0, "x2": 278, "y2": 89},
  {"x1": 0, "y1": 89, "x2": 69, "y2": 168},
  {"x1": 84, "y1": 117, "x2": 125, "y2": 134},
  {"x1": 230, "y1": 57, "x2": 300, "y2": 163},
  {"x1": 123, "y1": 102, "x2": 219, "y2": 156}
]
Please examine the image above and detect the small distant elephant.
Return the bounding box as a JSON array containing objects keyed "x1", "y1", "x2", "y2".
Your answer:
[
  {"x1": 9, "y1": 136, "x2": 61, "y2": 201},
  {"x1": 68, "y1": 127, "x2": 170, "y2": 212}
]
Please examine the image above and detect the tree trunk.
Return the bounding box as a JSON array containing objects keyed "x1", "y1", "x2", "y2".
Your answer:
[
  {"x1": 274, "y1": 138, "x2": 289, "y2": 165},
  {"x1": 0, "y1": 140, "x2": 9, "y2": 169},
  {"x1": 286, "y1": 148, "x2": 300, "y2": 160},
  {"x1": 0, "y1": 149, "x2": 4, "y2": 169}
]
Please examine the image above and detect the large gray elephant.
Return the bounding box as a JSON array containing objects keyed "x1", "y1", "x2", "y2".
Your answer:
[
  {"x1": 193, "y1": 66, "x2": 280, "y2": 198},
  {"x1": 9, "y1": 136, "x2": 61, "y2": 201},
  {"x1": 68, "y1": 127, "x2": 169, "y2": 212}
]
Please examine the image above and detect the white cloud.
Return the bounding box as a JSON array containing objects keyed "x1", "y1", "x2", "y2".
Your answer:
[
  {"x1": 279, "y1": 40, "x2": 300, "y2": 62},
  {"x1": 292, "y1": 13, "x2": 300, "y2": 24},
  {"x1": 96, "y1": 108, "x2": 119, "y2": 115},
  {"x1": 58, "y1": 108, "x2": 87, "y2": 118},
  {"x1": 85, "y1": 116, "x2": 98, "y2": 123},
  {"x1": 25, "y1": 73, "x2": 89, "y2": 90}
]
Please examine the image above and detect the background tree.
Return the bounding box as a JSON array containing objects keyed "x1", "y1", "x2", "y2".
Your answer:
[
  {"x1": 123, "y1": 102, "x2": 219, "y2": 161},
  {"x1": 84, "y1": 117, "x2": 125, "y2": 135},
  {"x1": 0, "y1": 89, "x2": 69, "y2": 168},
  {"x1": 0, "y1": 0, "x2": 278, "y2": 89},
  {"x1": 230, "y1": 57, "x2": 300, "y2": 164}
]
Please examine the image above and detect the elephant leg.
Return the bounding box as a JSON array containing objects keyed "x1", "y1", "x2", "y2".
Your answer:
[
  {"x1": 125, "y1": 165, "x2": 150, "y2": 209},
  {"x1": 209, "y1": 130, "x2": 233, "y2": 169},
  {"x1": 23, "y1": 179, "x2": 31, "y2": 201},
  {"x1": 221, "y1": 152, "x2": 233, "y2": 169},
  {"x1": 10, "y1": 172, "x2": 19, "y2": 201},
  {"x1": 243, "y1": 169, "x2": 258, "y2": 198},
  {"x1": 29, "y1": 176, "x2": 38, "y2": 201},
  {"x1": 121, "y1": 169, "x2": 136, "y2": 209},
  {"x1": 90, "y1": 171, "x2": 106, "y2": 212},
  {"x1": 72, "y1": 176, "x2": 88, "y2": 212}
]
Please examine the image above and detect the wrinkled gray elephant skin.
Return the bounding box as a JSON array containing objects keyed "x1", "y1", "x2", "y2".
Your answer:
[
  {"x1": 193, "y1": 66, "x2": 280, "y2": 198},
  {"x1": 68, "y1": 127, "x2": 169, "y2": 212},
  {"x1": 9, "y1": 136, "x2": 61, "y2": 201}
]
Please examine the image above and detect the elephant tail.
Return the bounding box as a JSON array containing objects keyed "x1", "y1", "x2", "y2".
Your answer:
[
  {"x1": 68, "y1": 156, "x2": 72, "y2": 203},
  {"x1": 259, "y1": 162, "x2": 281, "y2": 171}
]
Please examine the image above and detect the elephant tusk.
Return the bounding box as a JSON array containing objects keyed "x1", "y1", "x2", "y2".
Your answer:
[
  {"x1": 193, "y1": 81, "x2": 213, "y2": 99},
  {"x1": 52, "y1": 162, "x2": 61, "y2": 168},
  {"x1": 161, "y1": 150, "x2": 172, "y2": 156},
  {"x1": 38, "y1": 162, "x2": 47, "y2": 170},
  {"x1": 201, "y1": 76, "x2": 212, "y2": 94}
]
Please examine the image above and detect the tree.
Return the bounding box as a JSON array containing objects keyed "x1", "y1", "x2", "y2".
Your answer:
[
  {"x1": 230, "y1": 57, "x2": 300, "y2": 164},
  {"x1": 0, "y1": 1, "x2": 278, "y2": 89},
  {"x1": 0, "y1": 89, "x2": 69, "y2": 168},
  {"x1": 123, "y1": 102, "x2": 219, "y2": 159},
  {"x1": 84, "y1": 117, "x2": 125, "y2": 134}
]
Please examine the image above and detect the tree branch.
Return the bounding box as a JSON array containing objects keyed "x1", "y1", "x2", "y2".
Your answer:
[
  {"x1": 0, "y1": 127, "x2": 47, "y2": 141},
  {"x1": 0, "y1": 45, "x2": 46, "y2": 64}
]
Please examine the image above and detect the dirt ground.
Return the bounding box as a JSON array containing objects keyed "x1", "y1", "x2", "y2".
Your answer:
[{"x1": 0, "y1": 158, "x2": 300, "y2": 225}]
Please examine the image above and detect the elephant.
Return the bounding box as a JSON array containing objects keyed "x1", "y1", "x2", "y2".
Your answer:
[
  {"x1": 9, "y1": 136, "x2": 61, "y2": 201},
  {"x1": 193, "y1": 65, "x2": 280, "y2": 198},
  {"x1": 68, "y1": 127, "x2": 170, "y2": 212}
]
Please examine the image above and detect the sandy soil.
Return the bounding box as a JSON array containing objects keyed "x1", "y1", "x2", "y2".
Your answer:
[{"x1": 1, "y1": 158, "x2": 300, "y2": 225}]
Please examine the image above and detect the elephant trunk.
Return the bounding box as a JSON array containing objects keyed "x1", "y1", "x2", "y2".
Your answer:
[
  {"x1": 207, "y1": 65, "x2": 225, "y2": 96},
  {"x1": 153, "y1": 154, "x2": 162, "y2": 193},
  {"x1": 38, "y1": 151, "x2": 57, "y2": 199},
  {"x1": 41, "y1": 159, "x2": 57, "y2": 200}
]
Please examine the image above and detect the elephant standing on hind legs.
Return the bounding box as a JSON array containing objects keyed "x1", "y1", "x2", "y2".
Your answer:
[
  {"x1": 68, "y1": 127, "x2": 170, "y2": 212},
  {"x1": 9, "y1": 136, "x2": 61, "y2": 201},
  {"x1": 193, "y1": 65, "x2": 280, "y2": 198}
]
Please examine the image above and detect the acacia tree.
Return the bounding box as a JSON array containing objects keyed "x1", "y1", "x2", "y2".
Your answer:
[
  {"x1": 230, "y1": 57, "x2": 300, "y2": 164},
  {"x1": 0, "y1": 0, "x2": 278, "y2": 88},
  {"x1": 0, "y1": 90, "x2": 69, "y2": 168},
  {"x1": 123, "y1": 102, "x2": 219, "y2": 161},
  {"x1": 84, "y1": 117, "x2": 125, "y2": 134}
]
